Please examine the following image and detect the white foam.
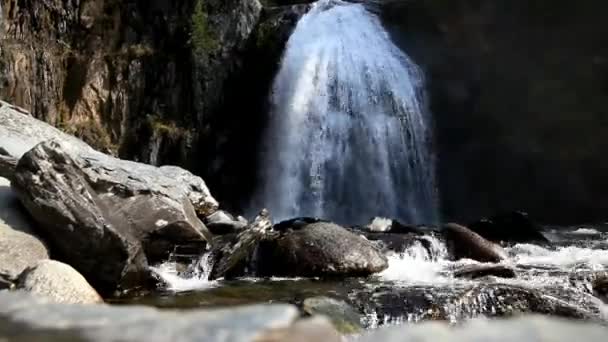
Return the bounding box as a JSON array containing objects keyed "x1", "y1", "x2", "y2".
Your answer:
[
  {"x1": 150, "y1": 252, "x2": 217, "y2": 292},
  {"x1": 507, "y1": 244, "x2": 608, "y2": 269},
  {"x1": 571, "y1": 228, "x2": 601, "y2": 235},
  {"x1": 378, "y1": 235, "x2": 451, "y2": 284}
]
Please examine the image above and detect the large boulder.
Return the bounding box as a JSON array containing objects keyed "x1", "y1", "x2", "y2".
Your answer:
[
  {"x1": 0, "y1": 102, "x2": 219, "y2": 217},
  {"x1": 443, "y1": 223, "x2": 506, "y2": 263},
  {"x1": 16, "y1": 260, "x2": 103, "y2": 304},
  {"x1": 11, "y1": 140, "x2": 212, "y2": 294},
  {"x1": 468, "y1": 211, "x2": 549, "y2": 244},
  {"x1": 0, "y1": 178, "x2": 49, "y2": 280},
  {"x1": 256, "y1": 221, "x2": 388, "y2": 277}
]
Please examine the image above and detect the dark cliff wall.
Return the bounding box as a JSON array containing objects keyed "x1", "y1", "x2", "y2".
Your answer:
[
  {"x1": 382, "y1": 0, "x2": 608, "y2": 224},
  {"x1": 0, "y1": 0, "x2": 303, "y2": 215}
]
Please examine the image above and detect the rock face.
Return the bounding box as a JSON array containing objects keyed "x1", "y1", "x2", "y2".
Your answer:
[
  {"x1": 256, "y1": 222, "x2": 388, "y2": 277},
  {"x1": 0, "y1": 177, "x2": 49, "y2": 280},
  {"x1": 12, "y1": 140, "x2": 213, "y2": 294},
  {"x1": 0, "y1": 291, "x2": 329, "y2": 342},
  {"x1": 468, "y1": 211, "x2": 548, "y2": 244},
  {"x1": 380, "y1": 0, "x2": 608, "y2": 224},
  {"x1": 443, "y1": 223, "x2": 506, "y2": 263},
  {"x1": 16, "y1": 260, "x2": 103, "y2": 304}
]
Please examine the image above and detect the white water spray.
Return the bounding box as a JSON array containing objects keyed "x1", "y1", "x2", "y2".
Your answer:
[{"x1": 257, "y1": 0, "x2": 438, "y2": 225}]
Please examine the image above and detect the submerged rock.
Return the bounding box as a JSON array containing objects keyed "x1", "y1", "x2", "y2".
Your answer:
[
  {"x1": 302, "y1": 296, "x2": 363, "y2": 334},
  {"x1": 453, "y1": 264, "x2": 517, "y2": 280},
  {"x1": 256, "y1": 221, "x2": 388, "y2": 278},
  {"x1": 16, "y1": 260, "x2": 103, "y2": 304},
  {"x1": 12, "y1": 140, "x2": 211, "y2": 294},
  {"x1": 469, "y1": 211, "x2": 548, "y2": 244},
  {"x1": 443, "y1": 223, "x2": 506, "y2": 263}
]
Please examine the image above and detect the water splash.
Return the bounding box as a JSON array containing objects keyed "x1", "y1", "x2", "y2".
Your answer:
[
  {"x1": 150, "y1": 252, "x2": 216, "y2": 292},
  {"x1": 257, "y1": 0, "x2": 438, "y2": 225}
]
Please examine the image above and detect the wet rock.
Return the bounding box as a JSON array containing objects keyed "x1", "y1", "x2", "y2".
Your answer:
[
  {"x1": 443, "y1": 223, "x2": 506, "y2": 263},
  {"x1": 12, "y1": 140, "x2": 211, "y2": 294},
  {"x1": 210, "y1": 210, "x2": 274, "y2": 280},
  {"x1": 353, "y1": 285, "x2": 448, "y2": 325},
  {"x1": 453, "y1": 264, "x2": 516, "y2": 280},
  {"x1": 205, "y1": 210, "x2": 248, "y2": 235},
  {"x1": 359, "y1": 316, "x2": 608, "y2": 342},
  {"x1": 469, "y1": 211, "x2": 548, "y2": 244},
  {"x1": 302, "y1": 296, "x2": 363, "y2": 334},
  {"x1": 592, "y1": 274, "x2": 608, "y2": 303},
  {"x1": 0, "y1": 177, "x2": 49, "y2": 279},
  {"x1": 256, "y1": 221, "x2": 388, "y2": 278},
  {"x1": 448, "y1": 284, "x2": 599, "y2": 321},
  {"x1": 16, "y1": 260, "x2": 103, "y2": 304},
  {"x1": 0, "y1": 291, "x2": 306, "y2": 341}
]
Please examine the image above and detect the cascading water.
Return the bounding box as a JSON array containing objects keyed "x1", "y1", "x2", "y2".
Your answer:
[{"x1": 257, "y1": 0, "x2": 438, "y2": 224}]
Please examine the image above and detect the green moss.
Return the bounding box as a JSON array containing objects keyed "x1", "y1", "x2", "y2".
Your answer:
[
  {"x1": 191, "y1": 0, "x2": 217, "y2": 56},
  {"x1": 58, "y1": 118, "x2": 117, "y2": 154},
  {"x1": 148, "y1": 116, "x2": 188, "y2": 142}
]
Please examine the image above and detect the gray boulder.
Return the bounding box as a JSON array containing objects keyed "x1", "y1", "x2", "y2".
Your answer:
[
  {"x1": 443, "y1": 223, "x2": 506, "y2": 263},
  {"x1": 0, "y1": 291, "x2": 331, "y2": 342},
  {"x1": 17, "y1": 260, "x2": 103, "y2": 304},
  {"x1": 0, "y1": 177, "x2": 49, "y2": 279},
  {"x1": 12, "y1": 140, "x2": 211, "y2": 294},
  {"x1": 256, "y1": 221, "x2": 388, "y2": 277},
  {"x1": 0, "y1": 101, "x2": 219, "y2": 217},
  {"x1": 205, "y1": 210, "x2": 248, "y2": 235}
]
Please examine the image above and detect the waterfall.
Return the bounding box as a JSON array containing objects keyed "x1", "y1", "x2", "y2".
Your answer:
[{"x1": 257, "y1": 0, "x2": 438, "y2": 225}]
